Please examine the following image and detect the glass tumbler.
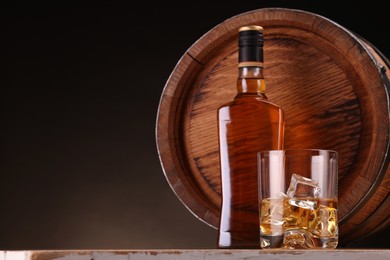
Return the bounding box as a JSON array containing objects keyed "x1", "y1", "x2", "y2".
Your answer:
[{"x1": 258, "y1": 149, "x2": 338, "y2": 249}]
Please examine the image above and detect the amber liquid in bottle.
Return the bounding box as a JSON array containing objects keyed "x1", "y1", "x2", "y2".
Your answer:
[{"x1": 217, "y1": 26, "x2": 285, "y2": 249}]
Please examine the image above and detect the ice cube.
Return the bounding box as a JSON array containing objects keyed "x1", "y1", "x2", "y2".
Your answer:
[
  {"x1": 289, "y1": 198, "x2": 318, "y2": 210},
  {"x1": 283, "y1": 228, "x2": 315, "y2": 249},
  {"x1": 260, "y1": 237, "x2": 271, "y2": 248},
  {"x1": 260, "y1": 198, "x2": 286, "y2": 236},
  {"x1": 269, "y1": 199, "x2": 285, "y2": 225},
  {"x1": 309, "y1": 205, "x2": 339, "y2": 237},
  {"x1": 287, "y1": 173, "x2": 321, "y2": 198}
]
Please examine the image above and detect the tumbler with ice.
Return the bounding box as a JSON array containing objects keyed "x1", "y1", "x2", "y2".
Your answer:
[{"x1": 258, "y1": 149, "x2": 338, "y2": 249}]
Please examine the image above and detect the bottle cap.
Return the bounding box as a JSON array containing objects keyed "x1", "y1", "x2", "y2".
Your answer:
[
  {"x1": 238, "y1": 25, "x2": 264, "y2": 67},
  {"x1": 239, "y1": 25, "x2": 263, "y2": 32}
]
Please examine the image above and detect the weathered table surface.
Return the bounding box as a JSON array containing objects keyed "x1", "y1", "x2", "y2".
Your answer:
[{"x1": 1, "y1": 249, "x2": 390, "y2": 260}]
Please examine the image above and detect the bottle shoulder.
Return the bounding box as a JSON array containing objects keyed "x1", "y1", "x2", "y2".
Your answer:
[{"x1": 218, "y1": 96, "x2": 284, "y2": 112}]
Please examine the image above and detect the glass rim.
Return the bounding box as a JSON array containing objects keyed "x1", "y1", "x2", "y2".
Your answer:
[{"x1": 258, "y1": 148, "x2": 338, "y2": 157}]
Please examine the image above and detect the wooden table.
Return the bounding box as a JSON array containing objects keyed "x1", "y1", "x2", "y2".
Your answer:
[{"x1": 1, "y1": 250, "x2": 390, "y2": 260}]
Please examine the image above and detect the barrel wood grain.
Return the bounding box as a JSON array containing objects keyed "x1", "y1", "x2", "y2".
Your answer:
[{"x1": 155, "y1": 8, "x2": 390, "y2": 244}]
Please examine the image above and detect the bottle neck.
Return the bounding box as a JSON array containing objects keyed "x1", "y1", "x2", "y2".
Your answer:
[{"x1": 236, "y1": 66, "x2": 266, "y2": 95}]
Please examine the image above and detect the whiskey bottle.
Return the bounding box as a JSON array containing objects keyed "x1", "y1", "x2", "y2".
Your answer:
[{"x1": 217, "y1": 25, "x2": 285, "y2": 249}]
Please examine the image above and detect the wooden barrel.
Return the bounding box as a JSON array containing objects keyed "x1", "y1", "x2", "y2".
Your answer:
[{"x1": 155, "y1": 7, "x2": 390, "y2": 245}]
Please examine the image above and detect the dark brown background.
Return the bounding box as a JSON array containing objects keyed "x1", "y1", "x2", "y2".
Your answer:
[{"x1": 1, "y1": 1, "x2": 389, "y2": 249}]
